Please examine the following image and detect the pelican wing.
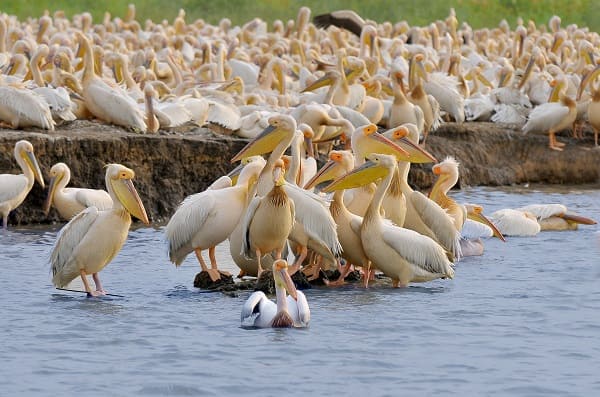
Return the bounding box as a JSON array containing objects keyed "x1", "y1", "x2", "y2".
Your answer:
[
  {"x1": 489, "y1": 209, "x2": 540, "y2": 236},
  {"x1": 409, "y1": 191, "x2": 462, "y2": 259},
  {"x1": 207, "y1": 176, "x2": 233, "y2": 190},
  {"x1": 461, "y1": 219, "x2": 493, "y2": 238},
  {"x1": 283, "y1": 183, "x2": 341, "y2": 256},
  {"x1": 206, "y1": 99, "x2": 241, "y2": 130},
  {"x1": 155, "y1": 101, "x2": 192, "y2": 127},
  {"x1": 75, "y1": 189, "x2": 113, "y2": 210},
  {"x1": 50, "y1": 207, "x2": 100, "y2": 286},
  {"x1": 289, "y1": 290, "x2": 311, "y2": 327},
  {"x1": 241, "y1": 291, "x2": 277, "y2": 328},
  {"x1": 427, "y1": 94, "x2": 443, "y2": 130},
  {"x1": 516, "y1": 204, "x2": 567, "y2": 220},
  {"x1": 0, "y1": 174, "x2": 27, "y2": 203},
  {"x1": 241, "y1": 196, "x2": 262, "y2": 258},
  {"x1": 381, "y1": 223, "x2": 454, "y2": 276},
  {"x1": 522, "y1": 103, "x2": 569, "y2": 133},
  {"x1": 0, "y1": 86, "x2": 55, "y2": 129},
  {"x1": 165, "y1": 191, "x2": 215, "y2": 265}
]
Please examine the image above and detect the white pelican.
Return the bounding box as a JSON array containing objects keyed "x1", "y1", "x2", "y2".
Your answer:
[
  {"x1": 43, "y1": 162, "x2": 113, "y2": 220},
  {"x1": 0, "y1": 75, "x2": 55, "y2": 130},
  {"x1": 488, "y1": 209, "x2": 541, "y2": 237},
  {"x1": 241, "y1": 159, "x2": 295, "y2": 275},
  {"x1": 241, "y1": 259, "x2": 310, "y2": 328},
  {"x1": 50, "y1": 164, "x2": 149, "y2": 296},
  {"x1": 324, "y1": 153, "x2": 455, "y2": 288},
  {"x1": 522, "y1": 79, "x2": 576, "y2": 151},
  {"x1": 165, "y1": 156, "x2": 264, "y2": 281},
  {"x1": 515, "y1": 204, "x2": 596, "y2": 231},
  {"x1": 74, "y1": 32, "x2": 146, "y2": 132},
  {"x1": 0, "y1": 140, "x2": 45, "y2": 229}
]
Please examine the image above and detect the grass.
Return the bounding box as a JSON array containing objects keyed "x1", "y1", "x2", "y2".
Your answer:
[{"x1": 1, "y1": 0, "x2": 599, "y2": 32}]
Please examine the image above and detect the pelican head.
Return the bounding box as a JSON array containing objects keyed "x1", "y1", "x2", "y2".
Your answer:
[
  {"x1": 465, "y1": 203, "x2": 506, "y2": 241},
  {"x1": 231, "y1": 114, "x2": 296, "y2": 162},
  {"x1": 227, "y1": 155, "x2": 266, "y2": 185},
  {"x1": 304, "y1": 150, "x2": 354, "y2": 189},
  {"x1": 105, "y1": 164, "x2": 149, "y2": 225},
  {"x1": 432, "y1": 156, "x2": 459, "y2": 176},
  {"x1": 324, "y1": 153, "x2": 395, "y2": 192},
  {"x1": 16, "y1": 140, "x2": 44, "y2": 188},
  {"x1": 273, "y1": 158, "x2": 286, "y2": 187},
  {"x1": 383, "y1": 125, "x2": 437, "y2": 163},
  {"x1": 351, "y1": 124, "x2": 409, "y2": 162},
  {"x1": 273, "y1": 259, "x2": 297, "y2": 300},
  {"x1": 43, "y1": 162, "x2": 70, "y2": 215}
]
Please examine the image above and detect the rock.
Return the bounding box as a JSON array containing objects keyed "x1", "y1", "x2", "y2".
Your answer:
[
  {"x1": 193, "y1": 271, "x2": 235, "y2": 290},
  {"x1": 254, "y1": 269, "x2": 312, "y2": 295}
]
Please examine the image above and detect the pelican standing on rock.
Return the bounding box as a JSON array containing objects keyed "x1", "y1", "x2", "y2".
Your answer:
[
  {"x1": 165, "y1": 157, "x2": 264, "y2": 281},
  {"x1": 50, "y1": 164, "x2": 149, "y2": 296},
  {"x1": 241, "y1": 259, "x2": 310, "y2": 328},
  {"x1": 0, "y1": 140, "x2": 45, "y2": 229},
  {"x1": 43, "y1": 162, "x2": 113, "y2": 220}
]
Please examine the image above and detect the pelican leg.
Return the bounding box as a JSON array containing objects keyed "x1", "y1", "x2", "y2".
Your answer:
[
  {"x1": 392, "y1": 279, "x2": 407, "y2": 288},
  {"x1": 362, "y1": 262, "x2": 372, "y2": 288},
  {"x1": 92, "y1": 273, "x2": 107, "y2": 295},
  {"x1": 324, "y1": 259, "x2": 351, "y2": 286},
  {"x1": 195, "y1": 248, "x2": 220, "y2": 282},
  {"x1": 288, "y1": 245, "x2": 308, "y2": 275},
  {"x1": 207, "y1": 246, "x2": 223, "y2": 282},
  {"x1": 80, "y1": 269, "x2": 100, "y2": 297},
  {"x1": 548, "y1": 131, "x2": 564, "y2": 151},
  {"x1": 255, "y1": 249, "x2": 264, "y2": 277},
  {"x1": 307, "y1": 255, "x2": 323, "y2": 281}
]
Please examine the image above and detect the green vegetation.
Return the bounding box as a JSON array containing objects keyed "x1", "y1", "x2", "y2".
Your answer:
[{"x1": 2, "y1": 0, "x2": 598, "y2": 32}]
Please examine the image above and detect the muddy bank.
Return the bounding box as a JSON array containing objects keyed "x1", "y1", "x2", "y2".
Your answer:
[{"x1": 1, "y1": 120, "x2": 599, "y2": 226}]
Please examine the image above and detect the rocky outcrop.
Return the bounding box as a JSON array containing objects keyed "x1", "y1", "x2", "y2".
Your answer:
[{"x1": 1, "y1": 120, "x2": 599, "y2": 227}]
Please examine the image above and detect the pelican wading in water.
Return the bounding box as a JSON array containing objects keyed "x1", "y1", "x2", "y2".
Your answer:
[
  {"x1": 50, "y1": 164, "x2": 149, "y2": 297},
  {"x1": 165, "y1": 157, "x2": 265, "y2": 281},
  {"x1": 0, "y1": 140, "x2": 45, "y2": 229},
  {"x1": 324, "y1": 153, "x2": 455, "y2": 288},
  {"x1": 241, "y1": 259, "x2": 310, "y2": 328},
  {"x1": 43, "y1": 162, "x2": 113, "y2": 220}
]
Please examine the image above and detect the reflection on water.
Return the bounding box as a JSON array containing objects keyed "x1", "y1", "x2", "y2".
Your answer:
[{"x1": 1, "y1": 186, "x2": 599, "y2": 396}]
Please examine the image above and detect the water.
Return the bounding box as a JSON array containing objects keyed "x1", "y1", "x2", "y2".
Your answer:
[{"x1": 1, "y1": 185, "x2": 599, "y2": 396}]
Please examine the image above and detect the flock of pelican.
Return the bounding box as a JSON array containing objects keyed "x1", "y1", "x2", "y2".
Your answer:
[{"x1": 1, "y1": 7, "x2": 600, "y2": 327}]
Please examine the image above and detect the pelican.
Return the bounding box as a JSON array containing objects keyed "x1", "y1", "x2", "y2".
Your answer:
[
  {"x1": 324, "y1": 153, "x2": 455, "y2": 288},
  {"x1": 240, "y1": 159, "x2": 295, "y2": 276},
  {"x1": 165, "y1": 156, "x2": 264, "y2": 281},
  {"x1": 0, "y1": 140, "x2": 45, "y2": 229},
  {"x1": 515, "y1": 204, "x2": 596, "y2": 231},
  {"x1": 313, "y1": 10, "x2": 365, "y2": 37},
  {"x1": 74, "y1": 32, "x2": 146, "y2": 132},
  {"x1": 50, "y1": 164, "x2": 149, "y2": 296},
  {"x1": 43, "y1": 162, "x2": 113, "y2": 220},
  {"x1": 0, "y1": 75, "x2": 55, "y2": 130},
  {"x1": 488, "y1": 209, "x2": 541, "y2": 237},
  {"x1": 241, "y1": 259, "x2": 310, "y2": 328},
  {"x1": 522, "y1": 79, "x2": 576, "y2": 151}
]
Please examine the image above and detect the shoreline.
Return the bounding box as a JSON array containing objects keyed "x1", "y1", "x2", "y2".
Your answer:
[{"x1": 1, "y1": 120, "x2": 599, "y2": 226}]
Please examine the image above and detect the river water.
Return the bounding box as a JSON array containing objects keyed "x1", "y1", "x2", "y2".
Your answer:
[{"x1": 1, "y1": 185, "x2": 599, "y2": 396}]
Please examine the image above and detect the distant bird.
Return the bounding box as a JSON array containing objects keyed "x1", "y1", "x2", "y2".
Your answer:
[
  {"x1": 0, "y1": 140, "x2": 45, "y2": 229},
  {"x1": 43, "y1": 162, "x2": 113, "y2": 220},
  {"x1": 241, "y1": 259, "x2": 310, "y2": 328},
  {"x1": 313, "y1": 10, "x2": 366, "y2": 37},
  {"x1": 50, "y1": 164, "x2": 149, "y2": 296}
]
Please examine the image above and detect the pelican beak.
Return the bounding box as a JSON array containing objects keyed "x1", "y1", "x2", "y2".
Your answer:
[
  {"x1": 304, "y1": 159, "x2": 337, "y2": 189},
  {"x1": 69, "y1": 91, "x2": 84, "y2": 101},
  {"x1": 231, "y1": 124, "x2": 280, "y2": 162},
  {"x1": 279, "y1": 267, "x2": 298, "y2": 300},
  {"x1": 274, "y1": 63, "x2": 285, "y2": 94},
  {"x1": 416, "y1": 58, "x2": 428, "y2": 81},
  {"x1": 304, "y1": 136, "x2": 314, "y2": 158},
  {"x1": 226, "y1": 163, "x2": 244, "y2": 185},
  {"x1": 111, "y1": 178, "x2": 150, "y2": 224},
  {"x1": 43, "y1": 175, "x2": 61, "y2": 215},
  {"x1": 301, "y1": 73, "x2": 332, "y2": 92},
  {"x1": 362, "y1": 129, "x2": 410, "y2": 161},
  {"x1": 560, "y1": 212, "x2": 597, "y2": 225},
  {"x1": 397, "y1": 136, "x2": 437, "y2": 163},
  {"x1": 467, "y1": 206, "x2": 506, "y2": 242},
  {"x1": 323, "y1": 160, "x2": 386, "y2": 192},
  {"x1": 23, "y1": 151, "x2": 45, "y2": 188}
]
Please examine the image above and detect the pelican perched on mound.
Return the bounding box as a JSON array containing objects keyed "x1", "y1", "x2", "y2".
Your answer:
[
  {"x1": 325, "y1": 153, "x2": 455, "y2": 288},
  {"x1": 165, "y1": 156, "x2": 264, "y2": 281},
  {"x1": 241, "y1": 259, "x2": 310, "y2": 328},
  {"x1": 0, "y1": 140, "x2": 45, "y2": 229},
  {"x1": 75, "y1": 32, "x2": 146, "y2": 132},
  {"x1": 241, "y1": 159, "x2": 295, "y2": 276},
  {"x1": 43, "y1": 162, "x2": 113, "y2": 220},
  {"x1": 515, "y1": 204, "x2": 596, "y2": 231},
  {"x1": 50, "y1": 164, "x2": 149, "y2": 296},
  {"x1": 0, "y1": 75, "x2": 55, "y2": 130}
]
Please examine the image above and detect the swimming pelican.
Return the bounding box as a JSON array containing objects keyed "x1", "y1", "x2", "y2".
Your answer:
[
  {"x1": 0, "y1": 140, "x2": 45, "y2": 229},
  {"x1": 241, "y1": 259, "x2": 310, "y2": 328},
  {"x1": 50, "y1": 164, "x2": 149, "y2": 296},
  {"x1": 240, "y1": 159, "x2": 295, "y2": 276},
  {"x1": 43, "y1": 162, "x2": 113, "y2": 220},
  {"x1": 488, "y1": 209, "x2": 541, "y2": 237},
  {"x1": 165, "y1": 156, "x2": 264, "y2": 281},
  {"x1": 324, "y1": 153, "x2": 455, "y2": 287},
  {"x1": 515, "y1": 204, "x2": 596, "y2": 231}
]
